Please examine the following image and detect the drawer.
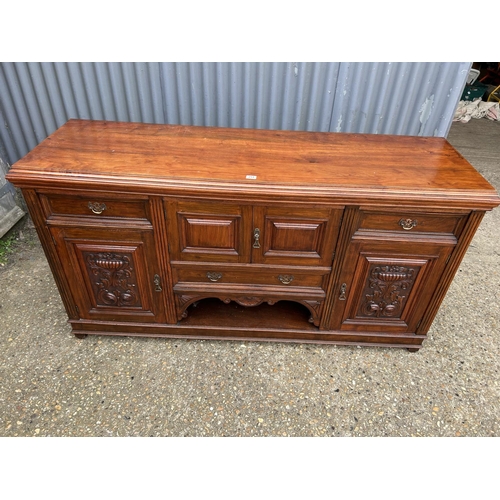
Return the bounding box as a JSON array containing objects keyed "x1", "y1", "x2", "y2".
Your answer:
[
  {"x1": 172, "y1": 264, "x2": 328, "y2": 326},
  {"x1": 357, "y1": 210, "x2": 466, "y2": 236},
  {"x1": 40, "y1": 193, "x2": 149, "y2": 220},
  {"x1": 173, "y1": 265, "x2": 329, "y2": 289}
]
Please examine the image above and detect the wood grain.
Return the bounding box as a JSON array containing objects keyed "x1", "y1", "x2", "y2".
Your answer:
[
  {"x1": 6, "y1": 120, "x2": 500, "y2": 350},
  {"x1": 7, "y1": 120, "x2": 500, "y2": 209}
]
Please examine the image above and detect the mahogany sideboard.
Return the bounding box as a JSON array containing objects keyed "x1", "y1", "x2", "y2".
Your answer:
[{"x1": 6, "y1": 120, "x2": 500, "y2": 351}]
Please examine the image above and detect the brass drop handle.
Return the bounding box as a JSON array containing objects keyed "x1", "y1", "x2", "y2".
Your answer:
[
  {"x1": 253, "y1": 228, "x2": 261, "y2": 248},
  {"x1": 153, "y1": 274, "x2": 162, "y2": 292},
  {"x1": 339, "y1": 283, "x2": 347, "y2": 300},
  {"x1": 88, "y1": 201, "x2": 107, "y2": 214},
  {"x1": 278, "y1": 274, "x2": 294, "y2": 285},
  {"x1": 398, "y1": 218, "x2": 417, "y2": 230},
  {"x1": 207, "y1": 272, "x2": 223, "y2": 282}
]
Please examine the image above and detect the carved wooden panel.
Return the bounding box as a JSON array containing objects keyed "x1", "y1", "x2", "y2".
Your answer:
[
  {"x1": 329, "y1": 238, "x2": 454, "y2": 333},
  {"x1": 83, "y1": 251, "x2": 141, "y2": 308},
  {"x1": 355, "y1": 264, "x2": 419, "y2": 320},
  {"x1": 74, "y1": 243, "x2": 154, "y2": 320},
  {"x1": 341, "y1": 254, "x2": 430, "y2": 332},
  {"x1": 50, "y1": 226, "x2": 165, "y2": 323}
]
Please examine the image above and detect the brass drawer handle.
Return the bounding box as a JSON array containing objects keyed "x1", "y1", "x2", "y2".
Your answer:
[
  {"x1": 88, "y1": 201, "x2": 107, "y2": 214},
  {"x1": 153, "y1": 274, "x2": 162, "y2": 292},
  {"x1": 253, "y1": 228, "x2": 261, "y2": 248},
  {"x1": 207, "y1": 272, "x2": 223, "y2": 282},
  {"x1": 278, "y1": 274, "x2": 294, "y2": 285},
  {"x1": 339, "y1": 283, "x2": 347, "y2": 300},
  {"x1": 398, "y1": 218, "x2": 417, "y2": 230}
]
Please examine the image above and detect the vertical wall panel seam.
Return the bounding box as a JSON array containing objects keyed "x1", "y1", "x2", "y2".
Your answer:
[
  {"x1": 41, "y1": 62, "x2": 67, "y2": 127},
  {"x1": 158, "y1": 62, "x2": 167, "y2": 124},
  {"x1": 100, "y1": 62, "x2": 115, "y2": 121},
  {"x1": 9, "y1": 63, "x2": 35, "y2": 150},
  {"x1": 30, "y1": 62, "x2": 56, "y2": 134},
  {"x1": 328, "y1": 62, "x2": 346, "y2": 133},
  {"x1": 54, "y1": 63, "x2": 77, "y2": 121},
  {"x1": 17, "y1": 63, "x2": 45, "y2": 144}
]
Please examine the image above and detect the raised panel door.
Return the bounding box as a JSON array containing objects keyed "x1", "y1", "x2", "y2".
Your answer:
[
  {"x1": 50, "y1": 226, "x2": 165, "y2": 323},
  {"x1": 165, "y1": 200, "x2": 252, "y2": 263},
  {"x1": 329, "y1": 239, "x2": 454, "y2": 333},
  {"x1": 252, "y1": 206, "x2": 343, "y2": 266}
]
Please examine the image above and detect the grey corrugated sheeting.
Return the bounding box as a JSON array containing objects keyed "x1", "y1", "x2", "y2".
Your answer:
[
  {"x1": 0, "y1": 62, "x2": 470, "y2": 165},
  {"x1": 158, "y1": 62, "x2": 340, "y2": 131},
  {"x1": 330, "y1": 62, "x2": 471, "y2": 136}
]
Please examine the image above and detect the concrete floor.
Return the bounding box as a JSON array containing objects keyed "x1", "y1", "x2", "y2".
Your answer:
[{"x1": 1, "y1": 118, "x2": 499, "y2": 437}]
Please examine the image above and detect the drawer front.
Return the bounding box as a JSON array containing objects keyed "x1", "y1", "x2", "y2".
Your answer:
[
  {"x1": 173, "y1": 265, "x2": 328, "y2": 289},
  {"x1": 40, "y1": 193, "x2": 149, "y2": 220},
  {"x1": 358, "y1": 210, "x2": 466, "y2": 236}
]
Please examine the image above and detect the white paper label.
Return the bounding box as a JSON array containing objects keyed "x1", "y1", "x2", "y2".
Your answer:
[{"x1": 246, "y1": 175, "x2": 257, "y2": 180}]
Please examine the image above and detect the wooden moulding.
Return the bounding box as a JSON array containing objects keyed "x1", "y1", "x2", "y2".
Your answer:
[
  {"x1": 69, "y1": 299, "x2": 427, "y2": 349},
  {"x1": 7, "y1": 120, "x2": 500, "y2": 211}
]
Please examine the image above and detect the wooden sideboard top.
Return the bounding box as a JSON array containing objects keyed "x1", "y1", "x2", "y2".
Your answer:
[{"x1": 7, "y1": 119, "x2": 500, "y2": 209}]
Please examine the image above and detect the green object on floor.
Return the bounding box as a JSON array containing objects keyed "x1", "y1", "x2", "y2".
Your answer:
[{"x1": 461, "y1": 83, "x2": 488, "y2": 101}]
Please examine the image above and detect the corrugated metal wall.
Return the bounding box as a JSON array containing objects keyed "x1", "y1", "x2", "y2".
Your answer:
[{"x1": 0, "y1": 62, "x2": 470, "y2": 165}]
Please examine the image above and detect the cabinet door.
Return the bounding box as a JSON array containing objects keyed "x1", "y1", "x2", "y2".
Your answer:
[
  {"x1": 252, "y1": 206, "x2": 343, "y2": 266},
  {"x1": 50, "y1": 226, "x2": 165, "y2": 323},
  {"x1": 165, "y1": 200, "x2": 252, "y2": 263},
  {"x1": 329, "y1": 239, "x2": 453, "y2": 333}
]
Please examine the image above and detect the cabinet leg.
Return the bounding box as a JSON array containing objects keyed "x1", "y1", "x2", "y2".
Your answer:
[
  {"x1": 407, "y1": 347, "x2": 419, "y2": 353},
  {"x1": 74, "y1": 333, "x2": 88, "y2": 339}
]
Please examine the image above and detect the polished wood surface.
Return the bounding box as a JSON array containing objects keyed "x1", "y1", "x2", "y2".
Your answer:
[
  {"x1": 7, "y1": 119, "x2": 500, "y2": 209},
  {"x1": 6, "y1": 120, "x2": 500, "y2": 351}
]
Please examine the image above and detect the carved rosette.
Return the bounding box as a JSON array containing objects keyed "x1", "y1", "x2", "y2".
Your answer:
[
  {"x1": 85, "y1": 252, "x2": 140, "y2": 307},
  {"x1": 359, "y1": 265, "x2": 418, "y2": 319}
]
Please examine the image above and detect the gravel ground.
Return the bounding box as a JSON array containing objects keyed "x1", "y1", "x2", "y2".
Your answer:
[{"x1": 1, "y1": 119, "x2": 499, "y2": 437}]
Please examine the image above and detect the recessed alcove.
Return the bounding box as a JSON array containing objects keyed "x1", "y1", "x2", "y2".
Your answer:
[{"x1": 180, "y1": 298, "x2": 319, "y2": 331}]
